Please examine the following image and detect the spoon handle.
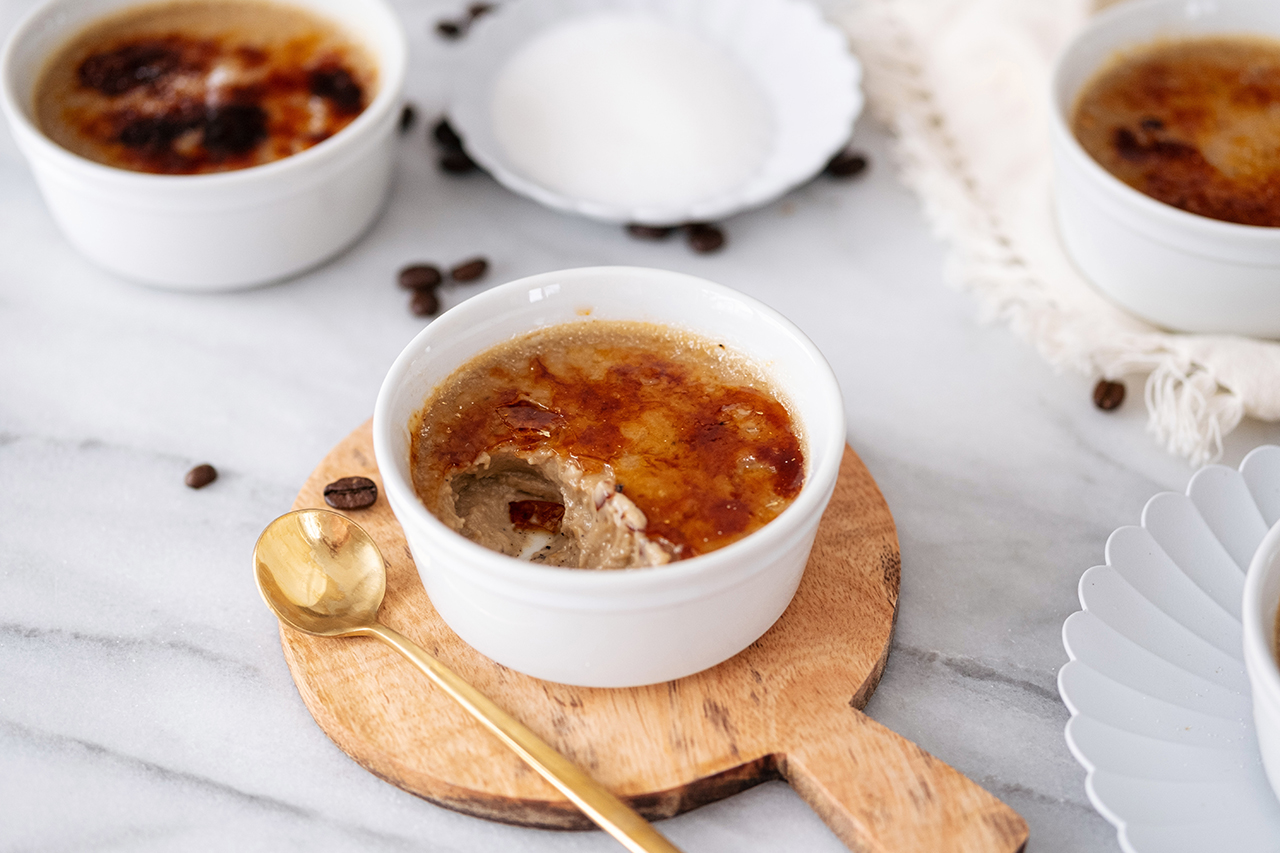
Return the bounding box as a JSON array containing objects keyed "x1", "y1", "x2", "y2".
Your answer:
[{"x1": 367, "y1": 622, "x2": 685, "y2": 853}]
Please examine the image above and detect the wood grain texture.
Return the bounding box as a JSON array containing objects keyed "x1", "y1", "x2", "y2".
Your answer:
[{"x1": 281, "y1": 420, "x2": 1027, "y2": 852}]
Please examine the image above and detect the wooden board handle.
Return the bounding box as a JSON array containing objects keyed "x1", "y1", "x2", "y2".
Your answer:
[{"x1": 781, "y1": 709, "x2": 1027, "y2": 853}]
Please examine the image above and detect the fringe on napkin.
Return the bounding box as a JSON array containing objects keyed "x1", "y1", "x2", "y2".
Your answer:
[{"x1": 836, "y1": 0, "x2": 1272, "y2": 466}]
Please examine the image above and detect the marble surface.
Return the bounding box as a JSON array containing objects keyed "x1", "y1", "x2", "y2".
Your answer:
[{"x1": 4, "y1": 1, "x2": 1280, "y2": 851}]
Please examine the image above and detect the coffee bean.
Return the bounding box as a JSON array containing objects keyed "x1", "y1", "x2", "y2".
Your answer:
[
  {"x1": 410, "y1": 288, "x2": 440, "y2": 317},
  {"x1": 825, "y1": 149, "x2": 869, "y2": 178},
  {"x1": 79, "y1": 43, "x2": 182, "y2": 96},
  {"x1": 468, "y1": 2, "x2": 495, "y2": 19},
  {"x1": 432, "y1": 118, "x2": 463, "y2": 151},
  {"x1": 203, "y1": 104, "x2": 268, "y2": 156},
  {"x1": 399, "y1": 103, "x2": 417, "y2": 133},
  {"x1": 309, "y1": 66, "x2": 363, "y2": 114},
  {"x1": 450, "y1": 257, "x2": 489, "y2": 282},
  {"x1": 119, "y1": 113, "x2": 198, "y2": 150},
  {"x1": 508, "y1": 499, "x2": 563, "y2": 533},
  {"x1": 185, "y1": 463, "x2": 217, "y2": 489},
  {"x1": 626, "y1": 223, "x2": 678, "y2": 240},
  {"x1": 436, "y1": 19, "x2": 464, "y2": 39},
  {"x1": 399, "y1": 263, "x2": 443, "y2": 291},
  {"x1": 439, "y1": 149, "x2": 478, "y2": 174},
  {"x1": 686, "y1": 223, "x2": 726, "y2": 254},
  {"x1": 1093, "y1": 379, "x2": 1125, "y2": 411},
  {"x1": 324, "y1": 476, "x2": 378, "y2": 509}
]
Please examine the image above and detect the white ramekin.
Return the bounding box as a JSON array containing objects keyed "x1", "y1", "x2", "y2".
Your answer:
[
  {"x1": 0, "y1": 0, "x2": 407, "y2": 290},
  {"x1": 1244, "y1": 519, "x2": 1280, "y2": 805},
  {"x1": 1049, "y1": 0, "x2": 1280, "y2": 338},
  {"x1": 372, "y1": 266, "x2": 846, "y2": 688}
]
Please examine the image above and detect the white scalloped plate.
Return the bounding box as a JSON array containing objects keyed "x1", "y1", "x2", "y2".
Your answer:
[
  {"x1": 1060, "y1": 445, "x2": 1280, "y2": 852},
  {"x1": 445, "y1": 0, "x2": 862, "y2": 224}
]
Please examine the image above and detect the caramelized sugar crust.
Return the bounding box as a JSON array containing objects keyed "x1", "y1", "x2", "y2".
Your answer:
[
  {"x1": 34, "y1": 1, "x2": 374, "y2": 175},
  {"x1": 411, "y1": 322, "x2": 805, "y2": 561},
  {"x1": 1072, "y1": 36, "x2": 1280, "y2": 227}
]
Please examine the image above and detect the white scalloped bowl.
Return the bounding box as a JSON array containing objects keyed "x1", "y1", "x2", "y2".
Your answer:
[
  {"x1": 445, "y1": 0, "x2": 862, "y2": 224},
  {"x1": 1060, "y1": 445, "x2": 1280, "y2": 852}
]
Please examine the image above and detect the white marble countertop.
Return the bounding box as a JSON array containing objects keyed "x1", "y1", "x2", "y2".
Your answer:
[{"x1": 5, "y1": 1, "x2": 1279, "y2": 850}]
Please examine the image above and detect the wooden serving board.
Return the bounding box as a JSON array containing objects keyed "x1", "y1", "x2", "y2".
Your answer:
[{"x1": 281, "y1": 421, "x2": 1028, "y2": 852}]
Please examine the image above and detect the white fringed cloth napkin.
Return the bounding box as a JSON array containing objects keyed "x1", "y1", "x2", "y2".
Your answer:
[{"x1": 836, "y1": 0, "x2": 1280, "y2": 465}]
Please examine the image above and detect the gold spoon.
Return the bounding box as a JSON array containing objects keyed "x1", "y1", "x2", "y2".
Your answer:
[{"x1": 253, "y1": 508, "x2": 684, "y2": 853}]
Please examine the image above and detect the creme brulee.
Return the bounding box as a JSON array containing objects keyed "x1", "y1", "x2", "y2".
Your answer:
[
  {"x1": 1072, "y1": 35, "x2": 1280, "y2": 227},
  {"x1": 33, "y1": 1, "x2": 375, "y2": 174},
  {"x1": 1275, "y1": 598, "x2": 1280, "y2": 665},
  {"x1": 409, "y1": 321, "x2": 805, "y2": 569}
]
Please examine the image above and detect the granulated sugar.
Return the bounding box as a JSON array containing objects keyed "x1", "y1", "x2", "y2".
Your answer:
[{"x1": 489, "y1": 14, "x2": 773, "y2": 212}]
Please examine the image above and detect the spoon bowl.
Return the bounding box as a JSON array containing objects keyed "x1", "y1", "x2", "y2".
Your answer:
[{"x1": 254, "y1": 509, "x2": 386, "y2": 636}]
